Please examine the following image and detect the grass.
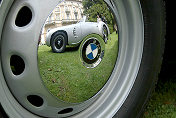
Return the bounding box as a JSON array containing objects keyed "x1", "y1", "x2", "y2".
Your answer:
[
  {"x1": 38, "y1": 32, "x2": 118, "y2": 103},
  {"x1": 144, "y1": 76, "x2": 176, "y2": 118}
]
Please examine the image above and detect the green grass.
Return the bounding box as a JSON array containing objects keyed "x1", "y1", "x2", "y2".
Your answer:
[
  {"x1": 38, "y1": 32, "x2": 118, "y2": 103},
  {"x1": 144, "y1": 78, "x2": 176, "y2": 118}
]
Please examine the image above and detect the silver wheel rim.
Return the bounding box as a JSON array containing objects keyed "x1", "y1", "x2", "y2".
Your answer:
[
  {"x1": 0, "y1": 0, "x2": 144, "y2": 117},
  {"x1": 54, "y1": 35, "x2": 64, "y2": 51}
]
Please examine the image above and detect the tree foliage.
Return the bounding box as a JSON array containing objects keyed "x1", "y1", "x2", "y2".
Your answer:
[{"x1": 82, "y1": 0, "x2": 114, "y2": 26}]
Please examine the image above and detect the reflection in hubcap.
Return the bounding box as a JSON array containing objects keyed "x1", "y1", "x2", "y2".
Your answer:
[
  {"x1": 55, "y1": 37, "x2": 63, "y2": 49},
  {"x1": 58, "y1": 40, "x2": 61, "y2": 45},
  {"x1": 1, "y1": 0, "x2": 119, "y2": 117},
  {"x1": 37, "y1": 0, "x2": 118, "y2": 105}
]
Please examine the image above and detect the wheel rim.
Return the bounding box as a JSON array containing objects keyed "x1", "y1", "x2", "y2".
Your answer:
[
  {"x1": 0, "y1": 0, "x2": 144, "y2": 118},
  {"x1": 54, "y1": 35, "x2": 64, "y2": 50}
]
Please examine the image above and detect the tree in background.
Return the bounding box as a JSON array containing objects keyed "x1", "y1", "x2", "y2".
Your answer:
[{"x1": 82, "y1": 0, "x2": 115, "y2": 33}]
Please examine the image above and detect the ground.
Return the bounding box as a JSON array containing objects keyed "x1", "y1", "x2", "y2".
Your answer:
[
  {"x1": 143, "y1": 58, "x2": 176, "y2": 118},
  {"x1": 144, "y1": 78, "x2": 176, "y2": 118}
]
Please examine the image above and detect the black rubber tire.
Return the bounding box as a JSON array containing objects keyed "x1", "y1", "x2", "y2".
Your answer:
[
  {"x1": 50, "y1": 32, "x2": 67, "y2": 53},
  {"x1": 114, "y1": 0, "x2": 165, "y2": 117}
]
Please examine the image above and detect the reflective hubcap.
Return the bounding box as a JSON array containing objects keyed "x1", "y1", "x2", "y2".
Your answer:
[{"x1": 81, "y1": 37, "x2": 104, "y2": 68}]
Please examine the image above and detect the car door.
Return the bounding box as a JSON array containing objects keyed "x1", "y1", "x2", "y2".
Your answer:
[{"x1": 72, "y1": 23, "x2": 82, "y2": 44}]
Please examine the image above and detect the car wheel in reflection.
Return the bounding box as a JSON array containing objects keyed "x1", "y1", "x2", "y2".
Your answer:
[{"x1": 51, "y1": 32, "x2": 67, "y2": 53}]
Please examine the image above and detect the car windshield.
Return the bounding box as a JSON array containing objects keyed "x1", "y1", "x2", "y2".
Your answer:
[{"x1": 77, "y1": 16, "x2": 88, "y2": 23}]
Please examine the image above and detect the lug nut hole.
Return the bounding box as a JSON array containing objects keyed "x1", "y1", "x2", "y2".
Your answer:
[
  {"x1": 58, "y1": 108, "x2": 73, "y2": 114},
  {"x1": 15, "y1": 6, "x2": 32, "y2": 27},
  {"x1": 27, "y1": 95, "x2": 44, "y2": 107},
  {"x1": 10, "y1": 55, "x2": 25, "y2": 75}
]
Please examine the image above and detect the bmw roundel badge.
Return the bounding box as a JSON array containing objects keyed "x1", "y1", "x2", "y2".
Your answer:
[
  {"x1": 80, "y1": 35, "x2": 105, "y2": 68},
  {"x1": 86, "y1": 43, "x2": 98, "y2": 60}
]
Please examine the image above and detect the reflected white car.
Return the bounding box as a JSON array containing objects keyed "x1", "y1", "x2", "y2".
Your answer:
[{"x1": 46, "y1": 16, "x2": 110, "y2": 53}]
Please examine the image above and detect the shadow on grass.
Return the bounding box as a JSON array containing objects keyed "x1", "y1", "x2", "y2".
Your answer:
[
  {"x1": 45, "y1": 45, "x2": 80, "y2": 53},
  {"x1": 65, "y1": 46, "x2": 79, "y2": 52}
]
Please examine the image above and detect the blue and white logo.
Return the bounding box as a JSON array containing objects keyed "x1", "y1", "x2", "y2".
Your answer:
[
  {"x1": 86, "y1": 43, "x2": 98, "y2": 60},
  {"x1": 81, "y1": 38, "x2": 104, "y2": 68}
]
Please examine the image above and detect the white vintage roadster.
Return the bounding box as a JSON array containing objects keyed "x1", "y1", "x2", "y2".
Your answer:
[{"x1": 46, "y1": 16, "x2": 110, "y2": 53}]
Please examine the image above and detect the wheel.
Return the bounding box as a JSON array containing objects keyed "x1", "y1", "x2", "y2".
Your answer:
[
  {"x1": 0, "y1": 0, "x2": 165, "y2": 118},
  {"x1": 51, "y1": 32, "x2": 67, "y2": 53},
  {"x1": 103, "y1": 25, "x2": 108, "y2": 43}
]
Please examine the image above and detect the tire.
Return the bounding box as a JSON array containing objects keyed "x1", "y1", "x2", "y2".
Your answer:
[
  {"x1": 0, "y1": 0, "x2": 165, "y2": 118},
  {"x1": 50, "y1": 32, "x2": 67, "y2": 53}
]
